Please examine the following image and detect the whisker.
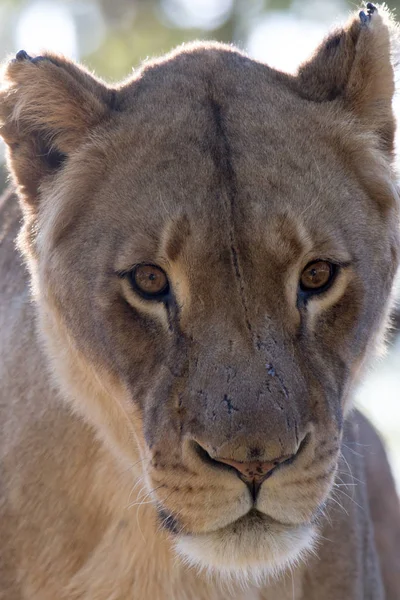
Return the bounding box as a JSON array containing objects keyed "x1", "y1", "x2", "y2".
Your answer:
[
  {"x1": 127, "y1": 484, "x2": 165, "y2": 509},
  {"x1": 126, "y1": 475, "x2": 146, "y2": 507},
  {"x1": 334, "y1": 473, "x2": 357, "y2": 499},
  {"x1": 333, "y1": 487, "x2": 365, "y2": 513},
  {"x1": 341, "y1": 443, "x2": 364, "y2": 458},
  {"x1": 328, "y1": 494, "x2": 349, "y2": 516},
  {"x1": 333, "y1": 482, "x2": 358, "y2": 487},
  {"x1": 316, "y1": 504, "x2": 333, "y2": 528},
  {"x1": 136, "y1": 505, "x2": 147, "y2": 544},
  {"x1": 341, "y1": 440, "x2": 372, "y2": 448},
  {"x1": 120, "y1": 456, "x2": 146, "y2": 475},
  {"x1": 317, "y1": 534, "x2": 335, "y2": 544},
  {"x1": 336, "y1": 469, "x2": 364, "y2": 485}
]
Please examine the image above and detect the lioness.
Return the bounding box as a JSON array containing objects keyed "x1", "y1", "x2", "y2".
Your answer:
[{"x1": 1, "y1": 3, "x2": 400, "y2": 599}]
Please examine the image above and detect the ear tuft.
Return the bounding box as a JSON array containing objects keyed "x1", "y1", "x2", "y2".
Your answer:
[
  {"x1": 296, "y1": 3, "x2": 397, "y2": 154},
  {"x1": 0, "y1": 52, "x2": 113, "y2": 205}
]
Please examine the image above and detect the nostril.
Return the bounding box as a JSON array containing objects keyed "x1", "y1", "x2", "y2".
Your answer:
[
  {"x1": 192, "y1": 441, "x2": 219, "y2": 468},
  {"x1": 192, "y1": 440, "x2": 296, "y2": 483}
]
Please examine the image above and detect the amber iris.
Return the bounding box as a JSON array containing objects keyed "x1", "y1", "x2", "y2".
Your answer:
[
  {"x1": 300, "y1": 261, "x2": 333, "y2": 291},
  {"x1": 132, "y1": 264, "x2": 169, "y2": 297}
]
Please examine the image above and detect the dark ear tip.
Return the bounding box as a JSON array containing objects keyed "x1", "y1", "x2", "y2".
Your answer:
[
  {"x1": 14, "y1": 50, "x2": 32, "y2": 62},
  {"x1": 13, "y1": 51, "x2": 48, "y2": 65},
  {"x1": 359, "y1": 3, "x2": 377, "y2": 26}
]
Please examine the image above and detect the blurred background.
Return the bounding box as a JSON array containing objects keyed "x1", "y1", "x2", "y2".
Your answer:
[{"x1": 0, "y1": 0, "x2": 399, "y2": 490}]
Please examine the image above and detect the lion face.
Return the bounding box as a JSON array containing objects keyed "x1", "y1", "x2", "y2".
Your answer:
[{"x1": 1, "y1": 6, "x2": 399, "y2": 583}]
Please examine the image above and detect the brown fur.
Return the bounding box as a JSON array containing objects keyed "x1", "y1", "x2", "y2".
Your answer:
[{"x1": 1, "y1": 5, "x2": 400, "y2": 599}]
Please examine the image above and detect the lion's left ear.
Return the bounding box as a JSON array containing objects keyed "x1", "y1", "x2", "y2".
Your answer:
[
  {"x1": 0, "y1": 51, "x2": 115, "y2": 206},
  {"x1": 297, "y1": 3, "x2": 397, "y2": 155}
]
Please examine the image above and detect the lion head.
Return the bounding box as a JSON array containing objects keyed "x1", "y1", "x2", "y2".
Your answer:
[{"x1": 1, "y1": 4, "x2": 399, "y2": 584}]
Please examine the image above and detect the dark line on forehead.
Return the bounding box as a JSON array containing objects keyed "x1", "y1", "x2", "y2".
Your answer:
[{"x1": 207, "y1": 90, "x2": 253, "y2": 335}]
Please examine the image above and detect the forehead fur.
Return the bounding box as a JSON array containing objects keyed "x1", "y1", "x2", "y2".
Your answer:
[
  {"x1": 41, "y1": 40, "x2": 390, "y2": 266},
  {"x1": 1, "y1": 6, "x2": 398, "y2": 224}
]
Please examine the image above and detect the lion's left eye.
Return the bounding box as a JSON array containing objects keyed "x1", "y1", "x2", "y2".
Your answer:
[
  {"x1": 299, "y1": 260, "x2": 336, "y2": 294},
  {"x1": 129, "y1": 264, "x2": 169, "y2": 299}
]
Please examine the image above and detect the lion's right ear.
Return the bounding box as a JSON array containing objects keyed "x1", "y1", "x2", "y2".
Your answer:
[
  {"x1": 296, "y1": 4, "x2": 397, "y2": 156},
  {"x1": 0, "y1": 51, "x2": 115, "y2": 206}
]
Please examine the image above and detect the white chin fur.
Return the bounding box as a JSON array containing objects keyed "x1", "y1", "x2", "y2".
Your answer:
[{"x1": 175, "y1": 514, "x2": 317, "y2": 587}]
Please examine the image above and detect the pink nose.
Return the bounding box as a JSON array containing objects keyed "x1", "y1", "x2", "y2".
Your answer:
[{"x1": 212, "y1": 454, "x2": 292, "y2": 483}]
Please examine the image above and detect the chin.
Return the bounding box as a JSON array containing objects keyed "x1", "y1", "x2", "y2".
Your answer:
[{"x1": 174, "y1": 511, "x2": 317, "y2": 587}]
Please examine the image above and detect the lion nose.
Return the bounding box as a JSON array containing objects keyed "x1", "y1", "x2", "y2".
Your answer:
[
  {"x1": 212, "y1": 455, "x2": 291, "y2": 483},
  {"x1": 193, "y1": 440, "x2": 296, "y2": 500}
]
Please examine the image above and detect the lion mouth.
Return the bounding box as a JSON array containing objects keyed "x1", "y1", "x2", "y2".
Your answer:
[
  {"x1": 159, "y1": 505, "x2": 304, "y2": 537},
  {"x1": 197, "y1": 508, "x2": 306, "y2": 539},
  {"x1": 213, "y1": 508, "x2": 283, "y2": 532}
]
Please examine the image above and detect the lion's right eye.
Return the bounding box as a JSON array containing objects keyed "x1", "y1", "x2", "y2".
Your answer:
[
  {"x1": 299, "y1": 260, "x2": 337, "y2": 297},
  {"x1": 129, "y1": 264, "x2": 169, "y2": 299}
]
